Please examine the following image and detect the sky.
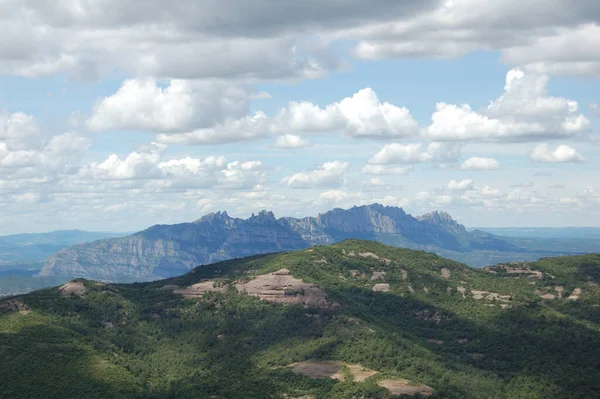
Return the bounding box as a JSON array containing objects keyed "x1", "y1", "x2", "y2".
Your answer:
[{"x1": 1, "y1": 0, "x2": 599, "y2": 234}]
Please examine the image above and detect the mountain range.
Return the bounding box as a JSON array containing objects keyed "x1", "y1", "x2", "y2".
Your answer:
[
  {"x1": 38, "y1": 204, "x2": 600, "y2": 282},
  {"x1": 2, "y1": 240, "x2": 599, "y2": 398}
]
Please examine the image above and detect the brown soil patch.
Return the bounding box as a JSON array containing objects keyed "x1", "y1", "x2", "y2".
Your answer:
[
  {"x1": 173, "y1": 280, "x2": 228, "y2": 298},
  {"x1": 290, "y1": 361, "x2": 376, "y2": 382},
  {"x1": 471, "y1": 290, "x2": 510, "y2": 302},
  {"x1": 540, "y1": 293, "x2": 555, "y2": 300},
  {"x1": 441, "y1": 268, "x2": 451, "y2": 279},
  {"x1": 408, "y1": 285, "x2": 415, "y2": 294},
  {"x1": 0, "y1": 299, "x2": 31, "y2": 314},
  {"x1": 236, "y1": 269, "x2": 337, "y2": 310},
  {"x1": 377, "y1": 379, "x2": 433, "y2": 396},
  {"x1": 59, "y1": 280, "x2": 86, "y2": 297},
  {"x1": 423, "y1": 286, "x2": 429, "y2": 293},
  {"x1": 586, "y1": 281, "x2": 598, "y2": 287},
  {"x1": 456, "y1": 338, "x2": 469, "y2": 344},
  {"x1": 426, "y1": 339, "x2": 444, "y2": 345},
  {"x1": 370, "y1": 271, "x2": 386, "y2": 281},
  {"x1": 372, "y1": 283, "x2": 390, "y2": 292},
  {"x1": 567, "y1": 288, "x2": 582, "y2": 301}
]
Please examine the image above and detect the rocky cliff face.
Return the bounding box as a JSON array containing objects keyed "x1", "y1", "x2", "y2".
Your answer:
[{"x1": 39, "y1": 204, "x2": 516, "y2": 281}]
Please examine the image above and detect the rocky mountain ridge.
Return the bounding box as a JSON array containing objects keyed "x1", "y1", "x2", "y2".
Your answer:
[{"x1": 38, "y1": 204, "x2": 589, "y2": 281}]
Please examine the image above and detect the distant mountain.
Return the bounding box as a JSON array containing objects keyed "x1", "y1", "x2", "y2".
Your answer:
[
  {"x1": 472, "y1": 227, "x2": 600, "y2": 239},
  {"x1": 38, "y1": 204, "x2": 600, "y2": 282},
  {"x1": 0, "y1": 229, "x2": 128, "y2": 266},
  {"x1": 3, "y1": 241, "x2": 600, "y2": 398}
]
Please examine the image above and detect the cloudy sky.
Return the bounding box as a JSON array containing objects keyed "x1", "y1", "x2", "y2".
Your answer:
[{"x1": 1, "y1": 0, "x2": 599, "y2": 234}]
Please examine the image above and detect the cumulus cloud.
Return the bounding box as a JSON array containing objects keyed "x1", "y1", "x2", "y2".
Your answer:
[
  {"x1": 147, "y1": 87, "x2": 419, "y2": 144},
  {"x1": 447, "y1": 179, "x2": 474, "y2": 191},
  {"x1": 75, "y1": 142, "x2": 266, "y2": 190},
  {"x1": 424, "y1": 69, "x2": 590, "y2": 142},
  {"x1": 368, "y1": 142, "x2": 461, "y2": 165},
  {"x1": 361, "y1": 164, "x2": 412, "y2": 176},
  {"x1": 343, "y1": 1, "x2": 600, "y2": 77},
  {"x1": 530, "y1": 143, "x2": 585, "y2": 163},
  {"x1": 0, "y1": 111, "x2": 90, "y2": 181},
  {"x1": 282, "y1": 161, "x2": 349, "y2": 188},
  {"x1": 87, "y1": 79, "x2": 250, "y2": 132},
  {"x1": 460, "y1": 157, "x2": 501, "y2": 171},
  {"x1": 271, "y1": 134, "x2": 311, "y2": 149}
]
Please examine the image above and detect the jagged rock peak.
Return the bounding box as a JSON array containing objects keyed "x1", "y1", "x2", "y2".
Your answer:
[
  {"x1": 417, "y1": 211, "x2": 459, "y2": 225},
  {"x1": 195, "y1": 211, "x2": 232, "y2": 223},
  {"x1": 248, "y1": 210, "x2": 277, "y2": 223}
]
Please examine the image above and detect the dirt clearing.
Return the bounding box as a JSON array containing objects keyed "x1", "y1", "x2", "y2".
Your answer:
[
  {"x1": 59, "y1": 280, "x2": 86, "y2": 297},
  {"x1": 290, "y1": 361, "x2": 376, "y2": 382},
  {"x1": 377, "y1": 379, "x2": 433, "y2": 396}
]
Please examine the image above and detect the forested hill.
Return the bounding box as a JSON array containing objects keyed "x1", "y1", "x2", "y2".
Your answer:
[{"x1": 2, "y1": 240, "x2": 599, "y2": 398}]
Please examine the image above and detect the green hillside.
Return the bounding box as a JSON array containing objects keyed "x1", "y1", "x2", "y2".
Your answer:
[{"x1": 1, "y1": 240, "x2": 599, "y2": 399}]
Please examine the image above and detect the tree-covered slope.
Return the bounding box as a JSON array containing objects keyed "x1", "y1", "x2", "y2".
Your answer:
[{"x1": 1, "y1": 240, "x2": 599, "y2": 398}]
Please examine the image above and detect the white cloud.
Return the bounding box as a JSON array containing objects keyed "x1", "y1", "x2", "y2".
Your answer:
[
  {"x1": 424, "y1": 69, "x2": 590, "y2": 142},
  {"x1": 283, "y1": 161, "x2": 349, "y2": 188},
  {"x1": 530, "y1": 143, "x2": 585, "y2": 163},
  {"x1": 447, "y1": 179, "x2": 474, "y2": 191},
  {"x1": 271, "y1": 134, "x2": 311, "y2": 149},
  {"x1": 343, "y1": 2, "x2": 600, "y2": 77},
  {"x1": 152, "y1": 87, "x2": 418, "y2": 145},
  {"x1": 368, "y1": 142, "x2": 460, "y2": 165},
  {"x1": 87, "y1": 79, "x2": 250, "y2": 132},
  {"x1": 590, "y1": 103, "x2": 600, "y2": 115},
  {"x1": 361, "y1": 164, "x2": 412, "y2": 176},
  {"x1": 459, "y1": 157, "x2": 501, "y2": 171}
]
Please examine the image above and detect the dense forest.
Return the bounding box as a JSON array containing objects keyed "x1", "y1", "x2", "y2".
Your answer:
[{"x1": 1, "y1": 240, "x2": 599, "y2": 398}]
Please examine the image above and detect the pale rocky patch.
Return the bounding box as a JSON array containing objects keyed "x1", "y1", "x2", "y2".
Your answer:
[
  {"x1": 0, "y1": 299, "x2": 30, "y2": 314},
  {"x1": 349, "y1": 270, "x2": 366, "y2": 279},
  {"x1": 471, "y1": 290, "x2": 510, "y2": 302},
  {"x1": 377, "y1": 379, "x2": 434, "y2": 397},
  {"x1": 173, "y1": 280, "x2": 228, "y2": 298},
  {"x1": 586, "y1": 281, "x2": 598, "y2": 287},
  {"x1": 423, "y1": 286, "x2": 429, "y2": 294},
  {"x1": 554, "y1": 286, "x2": 564, "y2": 298},
  {"x1": 236, "y1": 269, "x2": 338, "y2": 310},
  {"x1": 59, "y1": 280, "x2": 86, "y2": 297},
  {"x1": 408, "y1": 285, "x2": 415, "y2": 294},
  {"x1": 540, "y1": 293, "x2": 555, "y2": 300},
  {"x1": 416, "y1": 310, "x2": 443, "y2": 323},
  {"x1": 358, "y1": 252, "x2": 379, "y2": 260},
  {"x1": 315, "y1": 258, "x2": 328, "y2": 264},
  {"x1": 441, "y1": 268, "x2": 451, "y2": 279},
  {"x1": 567, "y1": 288, "x2": 582, "y2": 301},
  {"x1": 457, "y1": 286, "x2": 466, "y2": 298},
  {"x1": 456, "y1": 338, "x2": 469, "y2": 344},
  {"x1": 158, "y1": 284, "x2": 180, "y2": 291},
  {"x1": 290, "y1": 361, "x2": 376, "y2": 382},
  {"x1": 370, "y1": 271, "x2": 386, "y2": 281},
  {"x1": 400, "y1": 269, "x2": 408, "y2": 281},
  {"x1": 372, "y1": 283, "x2": 390, "y2": 292}
]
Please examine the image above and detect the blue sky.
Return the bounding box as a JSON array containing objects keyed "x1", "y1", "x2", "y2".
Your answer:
[{"x1": 1, "y1": 1, "x2": 599, "y2": 233}]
